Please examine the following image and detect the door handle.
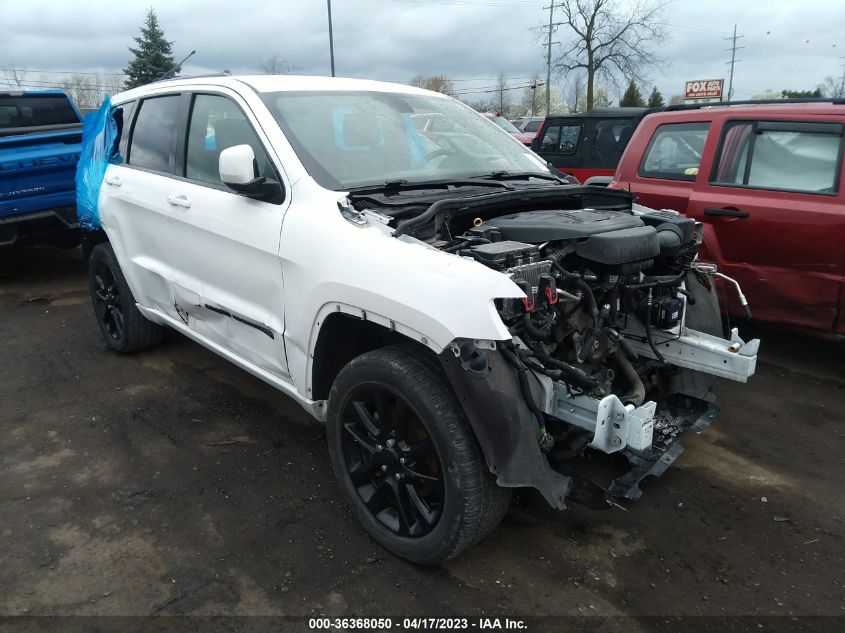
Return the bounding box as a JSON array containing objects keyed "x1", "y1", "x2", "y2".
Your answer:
[
  {"x1": 704, "y1": 207, "x2": 749, "y2": 218},
  {"x1": 167, "y1": 194, "x2": 192, "y2": 208},
  {"x1": 104, "y1": 175, "x2": 122, "y2": 187}
]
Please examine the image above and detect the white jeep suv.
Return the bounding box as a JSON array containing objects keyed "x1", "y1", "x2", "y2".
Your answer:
[{"x1": 85, "y1": 75, "x2": 759, "y2": 564}]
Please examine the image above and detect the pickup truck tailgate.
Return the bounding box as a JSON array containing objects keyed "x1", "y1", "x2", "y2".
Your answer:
[{"x1": 0, "y1": 127, "x2": 82, "y2": 218}]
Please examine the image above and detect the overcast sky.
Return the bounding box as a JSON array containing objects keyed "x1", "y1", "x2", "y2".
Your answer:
[{"x1": 1, "y1": 0, "x2": 843, "y2": 104}]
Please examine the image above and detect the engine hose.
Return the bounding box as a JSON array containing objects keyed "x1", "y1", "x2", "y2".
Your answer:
[
  {"x1": 607, "y1": 328, "x2": 638, "y2": 361},
  {"x1": 521, "y1": 347, "x2": 600, "y2": 393},
  {"x1": 443, "y1": 236, "x2": 491, "y2": 253},
  {"x1": 644, "y1": 289, "x2": 666, "y2": 363},
  {"x1": 522, "y1": 312, "x2": 551, "y2": 340},
  {"x1": 613, "y1": 349, "x2": 645, "y2": 406},
  {"x1": 625, "y1": 270, "x2": 687, "y2": 290},
  {"x1": 500, "y1": 345, "x2": 548, "y2": 435}
]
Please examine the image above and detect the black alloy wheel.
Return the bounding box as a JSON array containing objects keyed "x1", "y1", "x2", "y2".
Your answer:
[
  {"x1": 327, "y1": 344, "x2": 512, "y2": 564},
  {"x1": 92, "y1": 261, "x2": 125, "y2": 342},
  {"x1": 87, "y1": 242, "x2": 165, "y2": 353},
  {"x1": 339, "y1": 384, "x2": 444, "y2": 537}
]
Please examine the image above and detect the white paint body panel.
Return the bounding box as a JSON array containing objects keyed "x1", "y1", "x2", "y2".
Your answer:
[{"x1": 102, "y1": 76, "x2": 525, "y2": 416}]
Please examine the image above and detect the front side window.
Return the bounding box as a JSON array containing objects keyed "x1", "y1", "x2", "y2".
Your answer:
[
  {"x1": 639, "y1": 122, "x2": 710, "y2": 180},
  {"x1": 260, "y1": 90, "x2": 549, "y2": 190},
  {"x1": 185, "y1": 94, "x2": 266, "y2": 186},
  {"x1": 128, "y1": 95, "x2": 181, "y2": 172},
  {"x1": 712, "y1": 120, "x2": 843, "y2": 194},
  {"x1": 539, "y1": 123, "x2": 581, "y2": 154},
  {"x1": 524, "y1": 120, "x2": 542, "y2": 133}
]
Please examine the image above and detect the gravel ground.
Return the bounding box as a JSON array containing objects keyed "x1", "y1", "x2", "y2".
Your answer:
[{"x1": 1, "y1": 246, "x2": 843, "y2": 631}]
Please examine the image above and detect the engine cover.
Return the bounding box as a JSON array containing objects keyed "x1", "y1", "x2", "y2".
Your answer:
[
  {"x1": 575, "y1": 226, "x2": 660, "y2": 265},
  {"x1": 470, "y1": 209, "x2": 644, "y2": 243}
]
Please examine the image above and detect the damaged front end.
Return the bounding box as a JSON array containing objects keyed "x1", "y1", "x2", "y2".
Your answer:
[{"x1": 418, "y1": 189, "x2": 761, "y2": 509}]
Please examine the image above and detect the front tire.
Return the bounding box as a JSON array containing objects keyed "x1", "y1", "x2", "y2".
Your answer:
[
  {"x1": 88, "y1": 243, "x2": 165, "y2": 353},
  {"x1": 326, "y1": 344, "x2": 511, "y2": 564}
]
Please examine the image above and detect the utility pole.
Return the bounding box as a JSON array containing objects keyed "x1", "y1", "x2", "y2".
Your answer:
[
  {"x1": 542, "y1": 1, "x2": 562, "y2": 115},
  {"x1": 839, "y1": 56, "x2": 845, "y2": 97},
  {"x1": 327, "y1": 0, "x2": 336, "y2": 77},
  {"x1": 724, "y1": 24, "x2": 744, "y2": 101}
]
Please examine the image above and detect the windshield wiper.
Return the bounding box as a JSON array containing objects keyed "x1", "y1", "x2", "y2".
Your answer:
[
  {"x1": 481, "y1": 171, "x2": 569, "y2": 183},
  {"x1": 347, "y1": 178, "x2": 512, "y2": 194}
]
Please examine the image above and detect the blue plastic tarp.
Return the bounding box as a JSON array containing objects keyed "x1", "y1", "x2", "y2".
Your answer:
[{"x1": 75, "y1": 96, "x2": 118, "y2": 230}]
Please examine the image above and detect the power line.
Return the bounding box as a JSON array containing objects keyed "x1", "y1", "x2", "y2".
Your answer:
[
  {"x1": 389, "y1": 0, "x2": 540, "y2": 6},
  {"x1": 453, "y1": 81, "x2": 544, "y2": 95},
  {"x1": 725, "y1": 24, "x2": 745, "y2": 101},
  {"x1": 3, "y1": 69, "x2": 126, "y2": 76}
]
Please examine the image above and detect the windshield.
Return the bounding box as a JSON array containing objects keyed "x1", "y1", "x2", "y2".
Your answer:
[
  {"x1": 489, "y1": 116, "x2": 520, "y2": 134},
  {"x1": 260, "y1": 90, "x2": 550, "y2": 190}
]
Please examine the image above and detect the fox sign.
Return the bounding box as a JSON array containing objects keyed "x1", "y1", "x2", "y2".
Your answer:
[{"x1": 684, "y1": 79, "x2": 724, "y2": 100}]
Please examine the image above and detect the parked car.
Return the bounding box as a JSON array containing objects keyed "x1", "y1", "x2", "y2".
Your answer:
[
  {"x1": 512, "y1": 116, "x2": 545, "y2": 135},
  {"x1": 0, "y1": 89, "x2": 83, "y2": 248},
  {"x1": 82, "y1": 75, "x2": 758, "y2": 564},
  {"x1": 609, "y1": 100, "x2": 845, "y2": 337},
  {"x1": 532, "y1": 108, "x2": 658, "y2": 184},
  {"x1": 482, "y1": 112, "x2": 534, "y2": 145}
]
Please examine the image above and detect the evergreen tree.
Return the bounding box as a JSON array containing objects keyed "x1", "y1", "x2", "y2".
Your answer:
[
  {"x1": 781, "y1": 88, "x2": 822, "y2": 99},
  {"x1": 619, "y1": 80, "x2": 646, "y2": 107},
  {"x1": 647, "y1": 86, "x2": 665, "y2": 108},
  {"x1": 123, "y1": 9, "x2": 178, "y2": 89}
]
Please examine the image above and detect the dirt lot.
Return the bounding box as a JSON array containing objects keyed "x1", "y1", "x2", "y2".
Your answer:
[{"x1": 1, "y1": 246, "x2": 843, "y2": 629}]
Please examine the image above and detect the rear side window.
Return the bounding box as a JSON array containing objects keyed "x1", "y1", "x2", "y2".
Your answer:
[
  {"x1": 539, "y1": 123, "x2": 581, "y2": 154},
  {"x1": 0, "y1": 95, "x2": 79, "y2": 128},
  {"x1": 524, "y1": 120, "x2": 542, "y2": 133},
  {"x1": 591, "y1": 118, "x2": 636, "y2": 167},
  {"x1": 711, "y1": 120, "x2": 843, "y2": 195},
  {"x1": 128, "y1": 95, "x2": 181, "y2": 173},
  {"x1": 639, "y1": 122, "x2": 710, "y2": 180},
  {"x1": 185, "y1": 94, "x2": 266, "y2": 186}
]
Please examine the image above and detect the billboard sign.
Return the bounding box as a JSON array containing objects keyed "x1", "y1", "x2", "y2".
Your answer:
[{"x1": 684, "y1": 79, "x2": 724, "y2": 101}]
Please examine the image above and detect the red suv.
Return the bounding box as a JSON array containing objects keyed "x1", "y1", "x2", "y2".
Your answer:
[{"x1": 610, "y1": 101, "x2": 845, "y2": 337}]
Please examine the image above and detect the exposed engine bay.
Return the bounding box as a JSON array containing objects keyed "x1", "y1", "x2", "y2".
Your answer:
[{"x1": 347, "y1": 186, "x2": 759, "y2": 503}]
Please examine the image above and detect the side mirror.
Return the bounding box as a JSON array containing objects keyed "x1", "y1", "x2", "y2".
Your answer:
[{"x1": 219, "y1": 144, "x2": 265, "y2": 192}]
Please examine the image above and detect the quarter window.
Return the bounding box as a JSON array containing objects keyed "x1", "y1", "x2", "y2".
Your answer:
[
  {"x1": 128, "y1": 95, "x2": 180, "y2": 172},
  {"x1": 712, "y1": 121, "x2": 843, "y2": 194},
  {"x1": 639, "y1": 122, "x2": 710, "y2": 180},
  {"x1": 185, "y1": 94, "x2": 266, "y2": 186}
]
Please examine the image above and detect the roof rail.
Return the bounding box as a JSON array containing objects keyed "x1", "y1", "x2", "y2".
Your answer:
[
  {"x1": 149, "y1": 71, "x2": 232, "y2": 85},
  {"x1": 665, "y1": 97, "x2": 845, "y2": 111}
]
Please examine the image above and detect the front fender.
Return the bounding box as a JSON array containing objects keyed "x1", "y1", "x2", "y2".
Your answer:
[{"x1": 280, "y1": 179, "x2": 524, "y2": 397}]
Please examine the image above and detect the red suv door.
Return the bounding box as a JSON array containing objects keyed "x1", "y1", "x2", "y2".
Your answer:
[{"x1": 689, "y1": 118, "x2": 845, "y2": 332}]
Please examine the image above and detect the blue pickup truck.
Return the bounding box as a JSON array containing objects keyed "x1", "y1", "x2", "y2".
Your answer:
[{"x1": 0, "y1": 89, "x2": 83, "y2": 248}]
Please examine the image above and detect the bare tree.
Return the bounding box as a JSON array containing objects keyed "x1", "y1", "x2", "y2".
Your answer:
[
  {"x1": 521, "y1": 73, "x2": 543, "y2": 116},
  {"x1": 668, "y1": 94, "x2": 684, "y2": 106},
  {"x1": 3, "y1": 64, "x2": 28, "y2": 88},
  {"x1": 258, "y1": 53, "x2": 290, "y2": 75},
  {"x1": 494, "y1": 71, "x2": 509, "y2": 114},
  {"x1": 409, "y1": 74, "x2": 426, "y2": 88},
  {"x1": 819, "y1": 76, "x2": 845, "y2": 99},
  {"x1": 553, "y1": 0, "x2": 667, "y2": 111},
  {"x1": 565, "y1": 72, "x2": 586, "y2": 112},
  {"x1": 423, "y1": 75, "x2": 455, "y2": 97}
]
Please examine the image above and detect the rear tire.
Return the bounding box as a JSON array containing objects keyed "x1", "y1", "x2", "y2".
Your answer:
[
  {"x1": 326, "y1": 344, "x2": 511, "y2": 564},
  {"x1": 88, "y1": 243, "x2": 165, "y2": 353}
]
